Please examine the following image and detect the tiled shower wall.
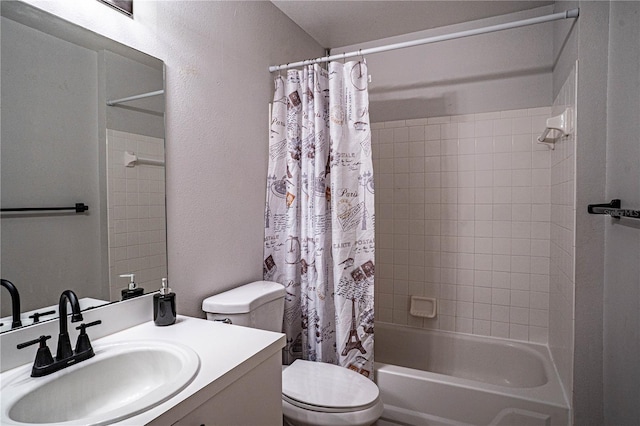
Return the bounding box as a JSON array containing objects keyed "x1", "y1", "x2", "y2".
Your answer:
[
  {"x1": 372, "y1": 107, "x2": 553, "y2": 343},
  {"x1": 548, "y1": 66, "x2": 577, "y2": 396},
  {"x1": 106, "y1": 129, "x2": 167, "y2": 300}
]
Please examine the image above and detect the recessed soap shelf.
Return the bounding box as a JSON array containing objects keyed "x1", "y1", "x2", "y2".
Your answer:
[{"x1": 409, "y1": 296, "x2": 437, "y2": 319}]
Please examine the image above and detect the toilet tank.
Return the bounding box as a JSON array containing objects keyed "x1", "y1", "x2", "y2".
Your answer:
[{"x1": 201, "y1": 281, "x2": 285, "y2": 332}]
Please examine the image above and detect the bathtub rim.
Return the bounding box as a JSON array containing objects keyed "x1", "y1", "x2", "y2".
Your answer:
[{"x1": 374, "y1": 322, "x2": 570, "y2": 409}]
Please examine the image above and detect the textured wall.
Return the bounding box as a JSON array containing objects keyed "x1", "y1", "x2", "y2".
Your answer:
[
  {"x1": 332, "y1": 6, "x2": 555, "y2": 122},
  {"x1": 571, "y1": 2, "x2": 609, "y2": 424},
  {"x1": 603, "y1": 2, "x2": 640, "y2": 424},
  {"x1": 552, "y1": 1, "x2": 613, "y2": 423}
]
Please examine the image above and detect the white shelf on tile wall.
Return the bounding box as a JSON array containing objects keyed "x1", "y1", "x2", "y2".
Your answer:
[
  {"x1": 410, "y1": 296, "x2": 437, "y2": 318},
  {"x1": 536, "y1": 108, "x2": 574, "y2": 150}
]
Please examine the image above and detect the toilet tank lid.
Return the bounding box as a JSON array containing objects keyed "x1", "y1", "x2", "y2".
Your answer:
[{"x1": 202, "y1": 281, "x2": 285, "y2": 314}]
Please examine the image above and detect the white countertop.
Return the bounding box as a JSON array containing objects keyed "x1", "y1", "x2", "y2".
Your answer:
[
  {"x1": 111, "y1": 316, "x2": 284, "y2": 425},
  {"x1": 1, "y1": 315, "x2": 285, "y2": 425}
]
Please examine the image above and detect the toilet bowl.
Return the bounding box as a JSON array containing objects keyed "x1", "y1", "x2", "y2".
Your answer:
[{"x1": 202, "y1": 281, "x2": 383, "y2": 426}]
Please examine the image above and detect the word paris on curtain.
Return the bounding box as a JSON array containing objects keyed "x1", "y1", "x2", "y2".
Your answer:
[{"x1": 264, "y1": 62, "x2": 375, "y2": 377}]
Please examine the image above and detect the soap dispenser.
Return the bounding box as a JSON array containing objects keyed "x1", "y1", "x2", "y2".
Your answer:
[
  {"x1": 153, "y1": 278, "x2": 176, "y2": 326},
  {"x1": 120, "y1": 273, "x2": 144, "y2": 300}
]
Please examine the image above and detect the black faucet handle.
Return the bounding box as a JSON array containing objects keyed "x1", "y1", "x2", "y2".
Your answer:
[
  {"x1": 75, "y1": 320, "x2": 102, "y2": 353},
  {"x1": 75, "y1": 320, "x2": 102, "y2": 330},
  {"x1": 17, "y1": 334, "x2": 51, "y2": 349},
  {"x1": 17, "y1": 335, "x2": 55, "y2": 368},
  {"x1": 28, "y1": 310, "x2": 56, "y2": 323}
]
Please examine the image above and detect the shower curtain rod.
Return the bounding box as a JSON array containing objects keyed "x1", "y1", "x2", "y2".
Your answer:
[
  {"x1": 106, "y1": 89, "x2": 164, "y2": 106},
  {"x1": 269, "y1": 8, "x2": 579, "y2": 72}
]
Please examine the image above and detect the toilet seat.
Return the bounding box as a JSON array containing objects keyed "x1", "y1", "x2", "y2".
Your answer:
[
  {"x1": 282, "y1": 360, "x2": 380, "y2": 412},
  {"x1": 282, "y1": 393, "x2": 381, "y2": 413}
]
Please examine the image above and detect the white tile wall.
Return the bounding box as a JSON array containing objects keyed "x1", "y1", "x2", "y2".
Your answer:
[
  {"x1": 548, "y1": 66, "x2": 577, "y2": 396},
  {"x1": 372, "y1": 107, "x2": 553, "y2": 343},
  {"x1": 106, "y1": 129, "x2": 167, "y2": 300}
]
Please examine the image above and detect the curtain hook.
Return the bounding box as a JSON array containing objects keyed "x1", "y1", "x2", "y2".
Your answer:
[{"x1": 357, "y1": 49, "x2": 367, "y2": 65}]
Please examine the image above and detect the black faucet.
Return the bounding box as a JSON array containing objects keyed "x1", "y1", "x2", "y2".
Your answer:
[
  {"x1": 1, "y1": 279, "x2": 23, "y2": 329},
  {"x1": 16, "y1": 289, "x2": 101, "y2": 377},
  {"x1": 56, "y1": 290, "x2": 84, "y2": 360}
]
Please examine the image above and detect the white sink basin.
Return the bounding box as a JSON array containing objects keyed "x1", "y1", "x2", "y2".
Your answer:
[{"x1": 1, "y1": 340, "x2": 200, "y2": 425}]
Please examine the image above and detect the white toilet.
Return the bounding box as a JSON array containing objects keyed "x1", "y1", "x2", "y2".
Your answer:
[{"x1": 202, "y1": 281, "x2": 383, "y2": 426}]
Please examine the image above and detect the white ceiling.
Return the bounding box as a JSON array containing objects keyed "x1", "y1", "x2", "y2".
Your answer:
[{"x1": 271, "y1": 1, "x2": 554, "y2": 48}]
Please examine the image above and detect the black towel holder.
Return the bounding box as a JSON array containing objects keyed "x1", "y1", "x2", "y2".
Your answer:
[
  {"x1": 1, "y1": 203, "x2": 89, "y2": 214},
  {"x1": 587, "y1": 199, "x2": 640, "y2": 219}
]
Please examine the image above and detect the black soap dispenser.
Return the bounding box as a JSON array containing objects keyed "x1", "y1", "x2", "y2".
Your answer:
[
  {"x1": 153, "y1": 278, "x2": 176, "y2": 326},
  {"x1": 120, "y1": 273, "x2": 144, "y2": 300}
]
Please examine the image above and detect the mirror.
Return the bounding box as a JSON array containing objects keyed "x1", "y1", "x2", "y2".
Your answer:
[{"x1": 1, "y1": 2, "x2": 166, "y2": 332}]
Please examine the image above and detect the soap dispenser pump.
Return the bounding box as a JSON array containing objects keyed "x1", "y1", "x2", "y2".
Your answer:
[
  {"x1": 153, "y1": 278, "x2": 176, "y2": 326},
  {"x1": 120, "y1": 273, "x2": 144, "y2": 300}
]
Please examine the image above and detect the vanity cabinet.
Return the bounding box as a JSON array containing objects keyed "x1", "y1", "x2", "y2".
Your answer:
[
  {"x1": 165, "y1": 352, "x2": 282, "y2": 426},
  {"x1": 1, "y1": 309, "x2": 285, "y2": 426}
]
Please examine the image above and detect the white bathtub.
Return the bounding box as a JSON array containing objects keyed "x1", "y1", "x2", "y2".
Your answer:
[{"x1": 374, "y1": 322, "x2": 570, "y2": 426}]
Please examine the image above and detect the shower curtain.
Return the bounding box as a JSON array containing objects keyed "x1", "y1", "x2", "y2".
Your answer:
[{"x1": 264, "y1": 61, "x2": 375, "y2": 377}]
